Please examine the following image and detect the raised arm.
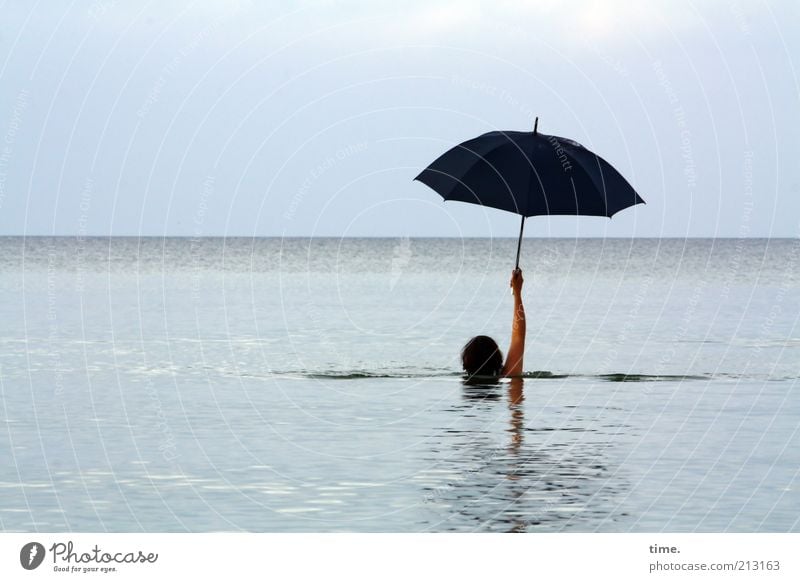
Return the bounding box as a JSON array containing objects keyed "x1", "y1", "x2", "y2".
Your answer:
[{"x1": 502, "y1": 269, "x2": 526, "y2": 377}]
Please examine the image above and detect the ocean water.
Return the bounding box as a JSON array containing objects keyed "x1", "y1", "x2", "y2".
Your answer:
[{"x1": 0, "y1": 236, "x2": 798, "y2": 532}]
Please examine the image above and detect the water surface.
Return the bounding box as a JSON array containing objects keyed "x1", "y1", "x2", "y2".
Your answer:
[{"x1": 0, "y1": 237, "x2": 798, "y2": 531}]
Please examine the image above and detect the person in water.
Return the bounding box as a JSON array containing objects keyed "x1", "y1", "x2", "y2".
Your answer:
[{"x1": 461, "y1": 268, "x2": 526, "y2": 378}]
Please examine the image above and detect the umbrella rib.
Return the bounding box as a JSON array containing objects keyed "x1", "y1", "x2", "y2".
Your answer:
[
  {"x1": 452, "y1": 140, "x2": 525, "y2": 215},
  {"x1": 421, "y1": 165, "x2": 513, "y2": 214},
  {"x1": 561, "y1": 148, "x2": 612, "y2": 217}
]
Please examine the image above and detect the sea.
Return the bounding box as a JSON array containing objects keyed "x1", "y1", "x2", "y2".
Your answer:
[{"x1": 0, "y1": 236, "x2": 798, "y2": 532}]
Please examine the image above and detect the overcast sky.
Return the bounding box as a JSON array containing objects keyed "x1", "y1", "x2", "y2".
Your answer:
[{"x1": 1, "y1": 0, "x2": 798, "y2": 237}]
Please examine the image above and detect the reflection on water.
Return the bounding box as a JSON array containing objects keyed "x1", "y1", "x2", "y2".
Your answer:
[{"x1": 420, "y1": 378, "x2": 628, "y2": 532}]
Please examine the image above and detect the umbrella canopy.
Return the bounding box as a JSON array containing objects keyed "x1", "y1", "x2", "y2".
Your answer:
[{"x1": 414, "y1": 119, "x2": 645, "y2": 267}]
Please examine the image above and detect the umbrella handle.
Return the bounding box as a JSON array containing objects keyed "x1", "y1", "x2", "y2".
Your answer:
[{"x1": 515, "y1": 215, "x2": 525, "y2": 270}]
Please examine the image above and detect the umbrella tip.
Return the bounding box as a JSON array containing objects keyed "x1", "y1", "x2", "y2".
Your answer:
[{"x1": 533, "y1": 117, "x2": 539, "y2": 135}]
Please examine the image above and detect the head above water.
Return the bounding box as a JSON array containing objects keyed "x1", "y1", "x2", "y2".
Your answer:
[{"x1": 461, "y1": 335, "x2": 503, "y2": 377}]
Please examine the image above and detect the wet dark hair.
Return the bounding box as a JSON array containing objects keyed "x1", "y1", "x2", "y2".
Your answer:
[{"x1": 461, "y1": 335, "x2": 503, "y2": 377}]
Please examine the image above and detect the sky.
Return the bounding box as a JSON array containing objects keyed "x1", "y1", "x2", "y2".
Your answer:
[{"x1": 0, "y1": 0, "x2": 798, "y2": 238}]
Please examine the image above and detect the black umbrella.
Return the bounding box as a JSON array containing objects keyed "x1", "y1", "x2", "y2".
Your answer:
[{"x1": 414, "y1": 118, "x2": 645, "y2": 268}]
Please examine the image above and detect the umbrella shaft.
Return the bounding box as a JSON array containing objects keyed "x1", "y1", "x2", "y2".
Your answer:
[{"x1": 515, "y1": 215, "x2": 525, "y2": 270}]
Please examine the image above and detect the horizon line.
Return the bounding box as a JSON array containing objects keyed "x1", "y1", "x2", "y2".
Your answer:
[{"x1": 0, "y1": 235, "x2": 795, "y2": 240}]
